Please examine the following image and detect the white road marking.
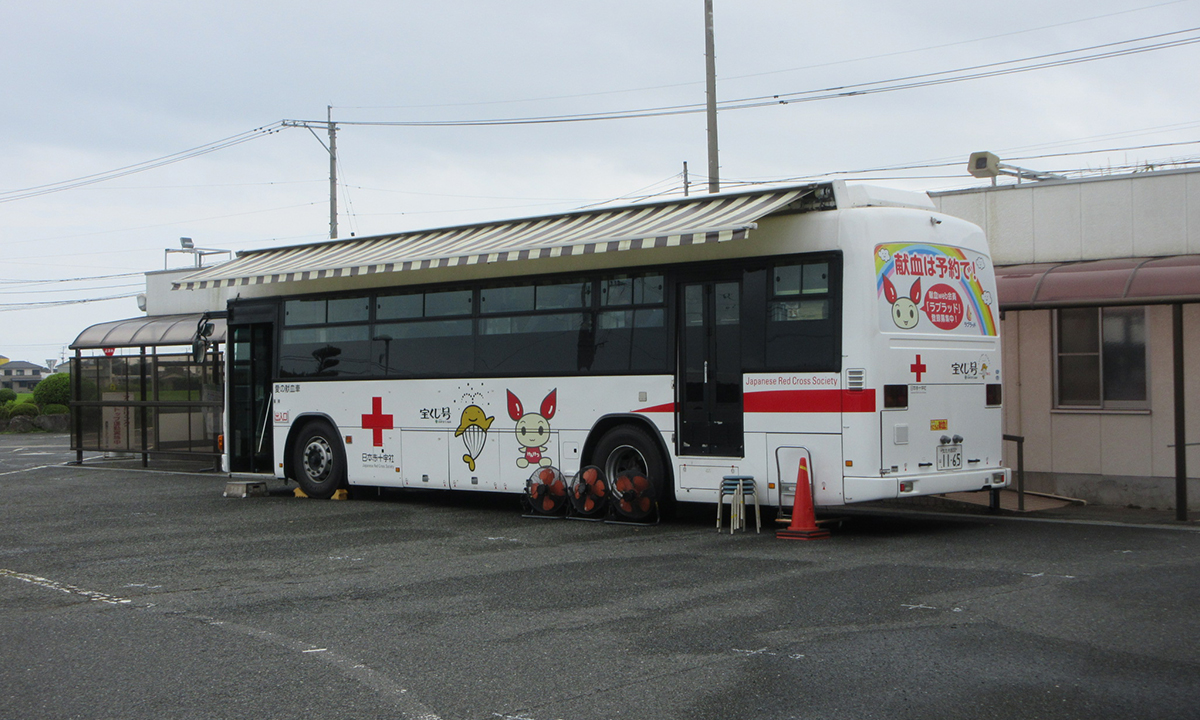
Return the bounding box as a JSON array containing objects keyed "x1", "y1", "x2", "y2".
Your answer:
[
  {"x1": 0, "y1": 568, "x2": 132, "y2": 605},
  {"x1": 0, "y1": 567, "x2": 444, "y2": 720},
  {"x1": 0, "y1": 465, "x2": 52, "y2": 477}
]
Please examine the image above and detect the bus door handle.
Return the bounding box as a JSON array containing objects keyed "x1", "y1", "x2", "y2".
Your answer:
[{"x1": 704, "y1": 361, "x2": 708, "y2": 384}]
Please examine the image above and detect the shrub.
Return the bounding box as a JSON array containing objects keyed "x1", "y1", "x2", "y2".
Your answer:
[
  {"x1": 33, "y1": 373, "x2": 71, "y2": 407},
  {"x1": 41, "y1": 403, "x2": 70, "y2": 415},
  {"x1": 9, "y1": 403, "x2": 39, "y2": 417},
  {"x1": 0, "y1": 388, "x2": 16, "y2": 403}
]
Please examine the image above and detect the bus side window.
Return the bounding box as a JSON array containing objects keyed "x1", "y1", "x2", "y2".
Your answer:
[{"x1": 763, "y1": 259, "x2": 840, "y2": 372}]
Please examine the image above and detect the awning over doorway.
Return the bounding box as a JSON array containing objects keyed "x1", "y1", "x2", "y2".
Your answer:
[
  {"x1": 70, "y1": 313, "x2": 227, "y2": 350},
  {"x1": 174, "y1": 186, "x2": 821, "y2": 290},
  {"x1": 996, "y1": 255, "x2": 1200, "y2": 310}
]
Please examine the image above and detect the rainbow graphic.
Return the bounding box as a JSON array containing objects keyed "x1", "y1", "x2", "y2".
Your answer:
[{"x1": 874, "y1": 242, "x2": 998, "y2": 337}]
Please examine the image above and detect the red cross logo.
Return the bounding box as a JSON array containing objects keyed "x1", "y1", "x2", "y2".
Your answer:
[
  {"x1": 910, "y1": 354, "x2": 927, "y2": 382},
  {"x1": 362, "y1": 396, "x2": 393, "y2": 447}
]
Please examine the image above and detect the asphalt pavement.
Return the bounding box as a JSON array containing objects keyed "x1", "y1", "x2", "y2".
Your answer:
[{"x1": 2, "y1": 433, "x2": 1198, "y2": 720}]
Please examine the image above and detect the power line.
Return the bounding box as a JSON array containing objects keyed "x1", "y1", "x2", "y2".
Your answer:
[
  {"x1": 0, "y1": 293, "x2": 140, "y2": 311},
  {"x1": 741, "y1": 30, "x2": 1200, "y2": 109},
  {"x1": 0, "y1": 271, "x2": 145, "y2": 286},
  {"x1": 0, "y1": 282, "x2": 143, "y2": 296},
  {"x1": 291, "y1": 28, "x2": 1200, "y2": 128},
  {"x1": 336, "y1": 0, "x2": 1192, "y2": 110},
  {"x1": 0, "y1": 123, "x2": 286, "y2": 203}
]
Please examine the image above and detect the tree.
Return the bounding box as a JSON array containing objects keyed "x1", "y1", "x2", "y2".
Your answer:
[
  {"x1": 33, "y1": 373, "x2": 71, "y2": 407},
  {"x1": 0, "y1": 388, "x2": 15, "y2": 404}
]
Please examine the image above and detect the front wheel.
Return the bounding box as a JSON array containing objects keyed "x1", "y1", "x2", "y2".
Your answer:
[
  {"x1": 592, "y1": 425, "x2": 671, "y2": 520},
  {"x1": 291, "y1": 419, "x2": 346, "y2": 499}
]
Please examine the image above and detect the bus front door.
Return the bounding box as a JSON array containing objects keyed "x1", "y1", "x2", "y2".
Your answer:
[
  {"x1": 229, "y1": 323, "x2": 274, "y2": 473},
  {"x1": 678, "y1": 280, "x2": 744, "y2": 457}
]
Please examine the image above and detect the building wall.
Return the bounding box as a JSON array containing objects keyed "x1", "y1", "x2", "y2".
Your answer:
[
  {"x1": 934, "y1": 169, "x2": 1200, "y2": 264},
  {"x1": 144, "y1": 269, "x2": 231, "y2": 316},
  {"x1": 999, "y1": 306, "x2": 1200, "y2": 509},
  {"x1": 936, "y1": 169, "x2": 1200, "y2": 509}
]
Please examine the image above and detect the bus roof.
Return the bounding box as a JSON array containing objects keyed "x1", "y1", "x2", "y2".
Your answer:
[{"x1": 176, "y1": 181, "x2": 932, "y2": 291}]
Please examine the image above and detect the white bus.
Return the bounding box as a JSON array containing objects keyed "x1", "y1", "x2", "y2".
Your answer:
[{"x1": 192, "y1": 181, "x2": 1009, "y2": 519}]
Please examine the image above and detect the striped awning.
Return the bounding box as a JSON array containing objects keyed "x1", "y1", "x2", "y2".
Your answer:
[{"x1": 177, "y1": 186, "x2": 819, "y2": 290}]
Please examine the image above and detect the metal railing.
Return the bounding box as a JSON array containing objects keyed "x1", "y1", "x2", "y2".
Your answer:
[{"x1": 1003, "y1": 434, "x2": 1026, "y2": 511}]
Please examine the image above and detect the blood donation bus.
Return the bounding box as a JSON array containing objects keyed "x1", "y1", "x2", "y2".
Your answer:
[{"x1": 180, "y1": 181, "x2": 1009, "y2": 520}]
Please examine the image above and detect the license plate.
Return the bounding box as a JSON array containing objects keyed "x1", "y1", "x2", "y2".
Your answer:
[{"x1": 937, "y1": 445, "x2": 962, "y2": 471}]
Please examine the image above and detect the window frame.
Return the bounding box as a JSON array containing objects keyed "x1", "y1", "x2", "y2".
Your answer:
[
  {"x1": 259, "y1": 252, "x2": 841, "y2": 382},
  {"x1": 1052, "y1": 305, "x2": 1149, "y2": 410}
]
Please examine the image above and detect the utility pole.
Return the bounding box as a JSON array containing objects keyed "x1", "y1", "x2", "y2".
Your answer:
[
  {"x1": 683, "y1": 161, "x2": 689, "y2": 196},
  {"x1": 704, "y1": 0, "x2": 720, "y2": 193},
  {"x1": 328, "y1": 106, "x2": 338, "y2": 240},
  {"x1": 282, "y1": 109, "x2": 340, "y2": 240}
]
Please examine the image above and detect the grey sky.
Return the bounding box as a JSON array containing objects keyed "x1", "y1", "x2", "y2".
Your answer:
[{"x1": 2, "y1": 0, "x2": 1198, "y2": 362}]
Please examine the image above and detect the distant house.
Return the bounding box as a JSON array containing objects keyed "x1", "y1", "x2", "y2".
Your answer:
[{"x1": 1, "y1": 361, "x2": 49, "y2": 392}]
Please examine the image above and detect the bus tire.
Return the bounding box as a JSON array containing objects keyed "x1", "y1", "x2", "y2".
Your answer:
[
  {"x1": 592, "y1": 425, "x2": 671, "y2": 518},
  {"x1": 291, "y1": 419, "x2": 346, "y2": 500}
]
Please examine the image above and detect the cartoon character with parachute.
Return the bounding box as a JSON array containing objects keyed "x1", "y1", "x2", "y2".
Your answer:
[{"x1": 454, "y1": 405, "x2": 494, "y2": 472}]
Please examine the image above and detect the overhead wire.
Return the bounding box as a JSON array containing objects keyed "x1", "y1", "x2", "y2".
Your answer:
[
  {"x1": 0, "y1": 123, "x2": 286, "y2": 203},
  {"x1": 0, "y1": 271, "x2": 145, "y2": 285},
  {"x1": 335, "y1": 0, "x2": 1193, "y2": 110},
  {"x1": 0, "y1": 283, "x2": 143, "y2": 296},
  {"x1": 0, "y1": 293, "x2": 142, "y2": 311},
  {"x1": 292, "y1": 28, "x2": 1200, "y2": 127}
]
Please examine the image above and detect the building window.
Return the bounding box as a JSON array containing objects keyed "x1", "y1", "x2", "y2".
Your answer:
[{"x1": 1055, "y1": 306, "x2": 1147, "y2": 408}]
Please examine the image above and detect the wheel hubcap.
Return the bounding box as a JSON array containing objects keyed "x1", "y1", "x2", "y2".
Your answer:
[
  {"x1": 605, "y1": 444, "x2": 647, "y2": 485},
  {"x1": 303, "y1": 436, "x2": 333, "y2": 482}
]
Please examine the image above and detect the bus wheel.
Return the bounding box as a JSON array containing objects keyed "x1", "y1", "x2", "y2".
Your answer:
[
  {"x1": 593, "y1": 425, "x2": 667, "y2": 521},
  {"x1": 291, "y1": 419, "x2": 346, "y2": 499}
]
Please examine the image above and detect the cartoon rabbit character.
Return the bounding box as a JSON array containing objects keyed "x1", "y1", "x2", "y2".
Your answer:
[
  {"x1": 883, "y1": 275, "x2": 921, "y2": 329},
  {"x1": 508, "y1": 389, "x2": 556, "y2": 468}
]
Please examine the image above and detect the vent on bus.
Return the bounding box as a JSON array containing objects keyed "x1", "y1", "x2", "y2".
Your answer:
[{"x1": 847, "y1": 369, "x2": 865, "y2": 391}]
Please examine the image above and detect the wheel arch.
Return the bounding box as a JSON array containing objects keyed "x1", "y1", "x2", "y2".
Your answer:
[
  {"x1": 583, "y1": 413, "x2": 674, "y2": 489},
  {"x1": 282, "y1": 412, "x2": 342, "y2": 481}
]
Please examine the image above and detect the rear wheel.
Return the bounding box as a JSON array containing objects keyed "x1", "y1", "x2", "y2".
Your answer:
[
  {"x1": 291, "y1": 419, "x2": 346, "y2": 499},
  {"x1": 593, "y1": 425, "x2": 670, "y2": 520}
]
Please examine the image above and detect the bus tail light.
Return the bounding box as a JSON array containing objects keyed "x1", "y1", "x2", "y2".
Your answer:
[
  {"x1": 884, "y1": 384, "x2": 908, "y2": 409},
  {"x1": 899, "y1": 480, "x2": 914, "y2": 493},
  {"x1": 217, "y1": 434, "x2": 224, "y2": 452},
  {"x1": 986, "y1": 384, "x2": 1002, "y2": 407}
]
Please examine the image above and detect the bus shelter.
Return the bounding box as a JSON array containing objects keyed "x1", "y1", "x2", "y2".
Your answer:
[{"x1": 69, "y1": 313, "x2": 226, "y2": 467}]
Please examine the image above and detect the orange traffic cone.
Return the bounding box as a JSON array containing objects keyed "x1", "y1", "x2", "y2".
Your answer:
[{"x1": 777, "y1": 457, "x2": 830, "y2": 540}]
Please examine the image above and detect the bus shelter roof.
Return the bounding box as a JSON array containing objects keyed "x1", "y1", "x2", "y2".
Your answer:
[
  {"x1": 71, "y1": 313, "x2": 227, "y2": 350},
  {"x1": 996, "y1": 255, "x2": 1200, "y2": 309},
  {"x1": 175, "y1": 185, "x2": 819, "y2": 290}
]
